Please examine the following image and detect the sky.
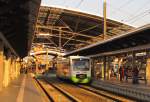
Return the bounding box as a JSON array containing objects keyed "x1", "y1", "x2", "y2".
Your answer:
[{"x1": 41, "y1": 0, "x2": 150, "y2": 27}]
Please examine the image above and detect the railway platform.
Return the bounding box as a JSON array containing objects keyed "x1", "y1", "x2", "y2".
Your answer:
[
  {"x1": 92, "y1": 79, "x2": 150, "y2": 101},
  {"x1": 0, "y1": 74, "x2": 44, "y2": 102}
]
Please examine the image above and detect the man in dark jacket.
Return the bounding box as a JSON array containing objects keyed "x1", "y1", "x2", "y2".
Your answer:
[
  {"x1": 132, "y1": 67, "x2": 139, "y2": 84},
  {"x1": 119, "y1": 66, "x2": 123, "y2": 81},
  {"x1": 124, "y1": 67, "x2": 128, "y2": 82}
]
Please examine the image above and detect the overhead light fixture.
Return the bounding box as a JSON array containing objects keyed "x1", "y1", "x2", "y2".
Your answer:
[{"x1": 38, "y1": 33, "x2": 50, "y2": 36}]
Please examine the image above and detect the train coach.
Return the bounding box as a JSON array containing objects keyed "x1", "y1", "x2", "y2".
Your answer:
[{"x1": 56, "y1": 56, "x2": 91, "y2": 83}]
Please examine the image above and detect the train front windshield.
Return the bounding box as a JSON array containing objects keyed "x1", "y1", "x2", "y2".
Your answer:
[{"x1": 72, "y1": 58, "x2": 90, "y2": 71}]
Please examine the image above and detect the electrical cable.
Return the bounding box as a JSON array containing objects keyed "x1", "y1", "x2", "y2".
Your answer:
[
  {"x1": 129, "y1": 11, "x2": 150, "y2": 23},
  {"x1": 126, "y1": 9, "x2": 150, "y2": 22},
  {"x1": 108, "y1": 0, "x2": 150, "y2": 25},
  {"x1": 75, "y1": 0, "x2": 84, "y2": 8},
  {"x1": 124, "y1": 0, "x2": 150, "y2": 22},
  {"x1": 107, "y1": 3, "x2": 134, "y2": 17},
  {"x1": 117, "y1": 0, "x2": 134, "y2": 9}
]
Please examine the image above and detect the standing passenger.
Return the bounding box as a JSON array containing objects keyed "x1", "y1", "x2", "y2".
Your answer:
[
  {"x1": 124, "y1": 66, "x2": 128, "y2": 82},
  {"x1": 119, "y1": 66, "x2": 123, "y2": 81},
  {"x1": 122, "y1": 65, "x2": 124, "y2": 80},
  {"x1": 132, "y1": 67, "x2": 139, "y2": 84}
]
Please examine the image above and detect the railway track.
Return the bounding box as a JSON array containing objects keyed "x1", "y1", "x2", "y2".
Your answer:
[
  {"x1": 44, "y1": 78, "x2": 126, "y2": 102},
  {"x1": 77, "y1": 85, "x2": 134, "y2": 102},
  {"x1": 35, "y1": 78, "x2": 80, "y2": 102},
  {"x1": 35, "y1": 78, "x2": 54, "y2": 102},
  {"x1": 35, "y1": 77, "x2": 134, "y2": 102}
]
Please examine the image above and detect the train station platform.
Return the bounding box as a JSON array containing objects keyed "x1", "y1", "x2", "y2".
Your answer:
[
  {"x1": 92, "y1": 79, "x2": 150, "y2": 101},
  {"x1": 0, "y1": 74, "x2": 44, "y2": 102}
]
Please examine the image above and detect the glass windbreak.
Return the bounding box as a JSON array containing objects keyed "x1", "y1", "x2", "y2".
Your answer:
[{"x1": 72, "y1": 59, "x2": 90, "y2": 71}]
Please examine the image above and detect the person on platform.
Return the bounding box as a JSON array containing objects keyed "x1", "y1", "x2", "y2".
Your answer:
[
  {"x1": 132, "y1": 66, "x2": 139, "y2": 84},
  {"x1": 124, "y1": 66, "x2": 128, "y2": 82},
  {"x1": 119, "y1": 66, "x2": 123, "y2": 81}
]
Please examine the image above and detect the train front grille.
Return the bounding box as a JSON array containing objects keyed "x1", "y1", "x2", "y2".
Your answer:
[{"x1": 76, "y1": 74, "x2": 87, "y2": 79}]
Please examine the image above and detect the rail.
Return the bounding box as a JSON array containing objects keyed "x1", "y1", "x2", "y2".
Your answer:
[
  {"x1": 35, "y1": 77, "x2": 81, "y2": 102},
  {"x1": 44, "y1": 77, "x2": 131, "y2": 102},
  {"x1": 77, "y1": 85, "x2": 122, "y2": 102},
  {"x1": 44, "y1": 78, "x2": 81, "y2": 102},
  {"x1": 34, "y1": 78, "x2": 54, "y2": 102}
]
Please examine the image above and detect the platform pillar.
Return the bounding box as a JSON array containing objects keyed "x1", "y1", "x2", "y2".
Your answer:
[
  {"x1": 14, "y1": 59, "x2": 18, "y2": 78},
  {"x1": 36, "y1": 61, "x2": 38, "y2": 74},
  {"x1": 146, "y1": 58, "x2": 150, "y2": 84},
  {"x1": 3, "y1": 56, "x2": 11, "y2": 87},
  {"x1": 15, "y1": 59, "x2": 18, "y2": 78},
  {"x1": 103, "y1": 56, "x2": 106, "y2": 80},
  {"x1": 16, "y1": 58, "x2": 21, "y2": 77},
  {"x1": 0, "y1": 40, "x2": 4, "y2": 91},
  {"x1": 10, "y1": 58, "x2": 16, "y2": 80},
  {"x1": 12, "y1": 59, "x2": 15, "y2": 79},
  {"x1": 10, "y1": 58, "x2": 13, "y2": 80},
  {"x1": 15, "y1": 60, "x2": 17, "y2": 78},
  {"x1": 132, "y1": 52, "x2": 135, "y2": 69}
]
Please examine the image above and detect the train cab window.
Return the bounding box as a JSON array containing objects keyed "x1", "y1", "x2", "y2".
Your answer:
[{"x1": 72, "y1": 59, "x2": 89, "y2": 71}]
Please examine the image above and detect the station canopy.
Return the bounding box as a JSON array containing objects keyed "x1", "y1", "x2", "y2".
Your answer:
[
  {"x1": 33, "y1": 6, "x2": 134, "y2": 54},
  {"x1": 0, "y1": 0, "x2": 41, "y2": 58},
  {"x1": 65, "y1": 24, "x2": 150, "y2": 57}
]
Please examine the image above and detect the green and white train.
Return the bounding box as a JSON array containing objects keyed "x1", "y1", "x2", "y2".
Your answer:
[{"x1": 56, "y1": 56, "x2": 91, "y2": 84}]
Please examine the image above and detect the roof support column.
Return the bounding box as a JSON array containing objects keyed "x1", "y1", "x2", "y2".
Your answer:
[
  {"x1": 0, "y1": 40, "x2": 4, "y2": 91},
  {"x1": 3, "y1": 50, "x2": 11, "y2": 87},
  {"x1": 35, "y1": 56, "x2": 39, "y2": 74},
  {"x1": 131, "y1": 52, "x2": 135, "y2": 83},
  {"x1": 146, "y1": 51, "x2": 150, "y2": 84},
  {"x1": 103, "y1": 56, "x2": 106, "y2": 80},
  {"x1": 46, "y1": 48, "x2": 49, "y2": 70},
  {"x1": 10, "y1": 57, "x2": 17, "y2": 80},
  {"x1": 59, "y1": 27, "x2": 62, "y2": 52},
  {"x1": 132, "y1": 52, "x2": 135, "y2": 70},
  {"x1": 36, "y1": 60, "x2": 39, "y2": 74},
  {"x1": 15, "y1": 58, "x2": 21, "y2": 78}
]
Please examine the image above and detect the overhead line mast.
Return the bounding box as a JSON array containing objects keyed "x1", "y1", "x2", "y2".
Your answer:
[{"x1": 103, "y1": 0, "x2": 107, "y2": 40}]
